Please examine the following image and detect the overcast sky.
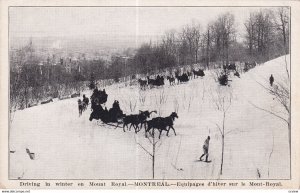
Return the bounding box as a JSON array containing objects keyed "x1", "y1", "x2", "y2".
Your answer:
[{"x1": 9, "y1": 7, "x2": 280, "y2": 46}]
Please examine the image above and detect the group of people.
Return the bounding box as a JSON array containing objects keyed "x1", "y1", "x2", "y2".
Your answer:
[
  {"x1": 89, "y1": 88, "x2": 124, "y2": 124},
  {"x1": 91, "y1": 88, "x2": 108, "y2": 107}
]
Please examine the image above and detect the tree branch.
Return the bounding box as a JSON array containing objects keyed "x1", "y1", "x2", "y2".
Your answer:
[
  {"x1": 248, "y1": 100, "x2": 289, "y2": 125},
  {"x1": 225, "y1": 128, "x2": 248, "y2": 135},
  {"x1": 134, "y1": 135, "x2": 153, "y2": 157},
  {"x1": 136, "y1": 142, "x2": 153, "y2": 157},
  {"x1": 215, "y1": 123, "x2": 223, "y2": 135}
]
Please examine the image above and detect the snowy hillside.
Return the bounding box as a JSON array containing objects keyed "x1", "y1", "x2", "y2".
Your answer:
[{"x1": 9, "y1": 55, "x2": 290, "y2": 180}]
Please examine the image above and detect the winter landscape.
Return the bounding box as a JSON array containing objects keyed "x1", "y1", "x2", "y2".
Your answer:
[{"x1": 9, "y1": 7, "x2": 290, "y2": 180}]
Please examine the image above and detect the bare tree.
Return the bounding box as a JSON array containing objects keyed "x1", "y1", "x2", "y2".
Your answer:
[
  {"x1": 161, "y1": 30, "x2": 179, "y2": 64},
  {"x1": 200, "y1": 24, "x2": 213, "y2": 69},
  {"x1": 135, "y1": 131, "x2": 162, "y2": 179},
  {"x1": 244, "y1": 12, "x2": 256, "y2": 57},
  {"x1": 243, "y1": 9, "x2": 288, "y2": 61},
  {"x1": 215, "y1": 93, "x2": 231, "y2": 175},
  {"x1": 180, "y1": 21, "x2": 202, "y2": 64},
  {"x1": 211, "y1": 13, "x2": 236, "y2": 65},
  {"x1": 275, "y1": 7, "x2": 290, "y2": 54},
  {"x1": 209, "y1": 87, "x2": 245, "y2": 175}
]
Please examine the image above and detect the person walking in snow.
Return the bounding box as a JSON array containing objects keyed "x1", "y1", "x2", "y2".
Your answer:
[
  {"x1": 200, "y1": 136, "x2": 210, "y2": 162},
  {"x1": 269, "y1": 74, "x2": 274, "y2": 86}
]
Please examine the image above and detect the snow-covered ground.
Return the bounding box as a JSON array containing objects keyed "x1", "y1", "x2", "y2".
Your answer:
[{"x1": 9, "y1": 55, "x2": 290, "y2": 179}]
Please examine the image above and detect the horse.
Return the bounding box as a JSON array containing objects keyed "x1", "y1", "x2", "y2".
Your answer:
[
  {"x1": 78, "y1": 99, "x2": 84, "y2": 116},
  {"x1": 123, "y1": 110, "x2": 157, "y2": 133},
  {"x1": 138, "y1": 78, "x2": 147, "y2": 90},
  {"x1": 166, "y1": 76, "x2": 175, "y2": 85},
  {"x1": 175, "y1": 72, "x2": 189, "y2": 83},
  {"x1": 187, "y1": 71, "x2": 193, "y2": 79},
  {"x1": 145, "y1": 112, "x2": 178, "y2": 138},
  {"x1": 147, "y1": 76, "x2": 164, "y2": 87},
  {"x1": 147, "y1": 76, "x2": 156, "y2": 86},
  {"x1": 192, "y1": 69, "x2": 205, "y2": 78}
]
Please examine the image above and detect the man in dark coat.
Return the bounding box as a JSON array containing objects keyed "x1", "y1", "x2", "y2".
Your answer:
[
  {"x1": 269, "y1": 74, "x2": 274, "y2": 86},
  {"x1": 83, "y1": 94, "x2": 89, "y2": 106}
]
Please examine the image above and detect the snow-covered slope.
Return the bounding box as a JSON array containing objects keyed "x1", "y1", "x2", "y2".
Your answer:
[{"x1": 9, "y1": 55, "x2": 290, "y2": 179}]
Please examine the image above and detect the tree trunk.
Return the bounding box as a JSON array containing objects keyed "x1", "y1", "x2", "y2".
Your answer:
[
  {"x1": 206, "y1": 29, "x2": 210, "y2": 69},
  {"x1": 220, "y1": 111, "x2": 226, "y2": 175},
  {"x1": 280, "y1": 10, "x2": 287, "y2": 53},
  {"x1": 152, "y1": 136, "x2": 155, "y2": 179},
  {"x1": 221, "y1": 134, "x2": 224, "y2": 175}
]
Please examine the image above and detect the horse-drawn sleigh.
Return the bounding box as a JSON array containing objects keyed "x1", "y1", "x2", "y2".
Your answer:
[
  {"x1": 88, "y1": 88, "x2": 178, "y2": 139},
  {"x1": 89, "y1": 88, "x2": 124, "y2": 128}
]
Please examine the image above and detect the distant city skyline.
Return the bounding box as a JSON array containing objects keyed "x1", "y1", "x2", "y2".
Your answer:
[{"x1": 10, "y1": 7, "x2": 282, "y2": 48}]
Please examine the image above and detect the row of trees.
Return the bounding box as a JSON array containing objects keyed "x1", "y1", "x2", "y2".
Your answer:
[
  {"x1": 132, "y1": 8, "x2": 289, "y2": 75},
  {"x1": 10, "y1": 8, "x2": 289, "y2": 110},
  {"x1": 132, "y1": 12, "x2": 238, "y2": 75},
  {"x1": 10, "y1": 42, "x2": 123, "y2": 109},
  {"x1": 244, "y1": 8, "x2": 289, "y2": 61}
]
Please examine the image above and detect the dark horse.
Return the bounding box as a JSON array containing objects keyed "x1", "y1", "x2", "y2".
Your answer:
[
  {"x1": 175, "y1": 72, "x2": 189, "y2": 83},
  {"x1": 192, "y1": 69, "x2": 205, "y2": 78},
  {"x1": 145, "y1": 112, "x2": 179, "y2": 139},
  {"x1": 123, "y1": 110, "x2": 157, "y2": 133},
  {"x1": 147, "y1": 75, "x2": 164, "y2": 86},
  {"x1": 138, "y1": 78, "x2": 147, "y2": 90},
  {"x1": 166, "y1": 76, "x2": 175, "y2": 85},
  {"x1": 187, "y1": 71, "x2": 193, "y2": 79}
]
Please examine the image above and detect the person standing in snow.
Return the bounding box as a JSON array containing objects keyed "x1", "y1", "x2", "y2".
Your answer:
[
  {"x1": 269, "y1": 74, "x2": 274, "y2": 86},
  {"x1": 200, "y1": 136, "x2": 210, "y2": 162},
  {"x1": 82, "y1": 94, "x2": 89, "y2": 105}
]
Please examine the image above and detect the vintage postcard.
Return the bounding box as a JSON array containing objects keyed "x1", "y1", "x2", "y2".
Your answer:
[{"x1": 0, "y1": 0, "x2": 299, "y2": 190}]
